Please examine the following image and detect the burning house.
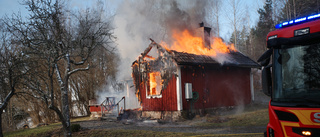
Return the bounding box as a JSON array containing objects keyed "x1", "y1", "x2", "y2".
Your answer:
[{"x1": 131, "y1": 25, "x2": 260, "y2": 120}]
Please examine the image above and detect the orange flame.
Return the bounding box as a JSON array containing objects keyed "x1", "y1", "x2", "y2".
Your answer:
[
  {"x1": 161, "y1": 29, "x2": 236, "y2": 56},
  {"x1": 149, "y1": 72, "x2": 162, "y2": 96}
]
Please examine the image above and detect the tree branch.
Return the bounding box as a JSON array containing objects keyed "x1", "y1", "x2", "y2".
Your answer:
[
  {"x1": 67, "y1": 64, "x2": 89, "y2": 76},
  {"x1": 15, "y1": 91, "x2": 42, "y2": 99},
  {"x1": 0, "y1": 91, "x2": 15, "y2": 112},
  {"x1": 55, "y1": 63, "x2": 63, "y2": 86},
  {"x1": 69, "y1": 60, "x2": 85, "y2": 65}
]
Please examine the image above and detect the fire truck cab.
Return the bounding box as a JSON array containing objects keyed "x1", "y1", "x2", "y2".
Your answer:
[{"x1": 259, "y1": 13, "x2": 320, "y2": 137}]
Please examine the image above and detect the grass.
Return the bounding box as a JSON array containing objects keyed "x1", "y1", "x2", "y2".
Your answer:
[
  {"x1": 4, "y1": 107, "x2": 269, "y2": 137},
  {"x1": 191, "y1": 133, "x2": 264, "y2": 137},
  {"x1": 4, "y1": 123, "x2": 61, "y2": 137},
  {"x1": 3, "y1": 116, "x2": 92, "y2": 137},
  {"x1": 72, "y1": 129, "x2": 265, "y2": 137},
  {"x1": 73, "y1": 129, "x2": 198, "y2": 137},
  {"x1": 198, "y1": 108, "x2": 269, "y2": 127}
]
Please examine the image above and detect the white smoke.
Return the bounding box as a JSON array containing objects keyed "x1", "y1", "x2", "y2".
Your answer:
[
  {"x1": 97, "y1": 0, "x2": 234, "y2": 108},
  {"x1": 97, "y1": 80, "x2": 139, "y2": 110},
  {"x1": 114, "y1": 0, "x2": 211, "y2": 80}
]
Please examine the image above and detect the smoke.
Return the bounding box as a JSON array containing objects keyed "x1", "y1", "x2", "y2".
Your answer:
[
  {"x1": 96, "y1": 80, "x2": 139, "y2": 110},
  {"x1": 114, "y1": 0, "x2": 211, "y2": 80},
  {"x1": 97, "y1": 0, "x2": 232, "y2": 108},
  {"x1": 162, "y1": 0, "x2": 208, "y2": 38}
]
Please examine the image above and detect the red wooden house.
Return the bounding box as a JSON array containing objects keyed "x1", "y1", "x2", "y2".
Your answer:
[{"x1": 132, "y1": 40, "x2": 260, "y2": 119}]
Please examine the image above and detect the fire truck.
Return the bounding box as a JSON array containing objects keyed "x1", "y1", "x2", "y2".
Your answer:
[{"x1": 259, "y1": 13, "x2": 320, "y2": 137}]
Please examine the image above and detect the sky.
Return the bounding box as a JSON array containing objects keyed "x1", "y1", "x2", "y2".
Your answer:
[
  {"x1": 0, "y1": 0, "x2": 27, "y2": 16},
  {"x1": 0, "y1": 0, "x2": 265, "y2": 81},
  {"x1": 220, "y1": 0, "x2": 264, "y2": 40},
  {"x1": 0, "y1": 0, "x2": 264, "y2": 40}
]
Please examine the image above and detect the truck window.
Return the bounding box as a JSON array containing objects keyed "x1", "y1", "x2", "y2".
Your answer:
[{"x1": 273, "y1": 43, "x2": 320, "y2": 101}]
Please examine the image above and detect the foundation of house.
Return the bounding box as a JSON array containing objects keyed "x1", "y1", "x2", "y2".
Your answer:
[{"x1": 141, "y1": 111, "x2": 181, "y2": 121}]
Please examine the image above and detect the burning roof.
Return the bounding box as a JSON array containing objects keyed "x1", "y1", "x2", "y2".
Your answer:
[
  {"x1": 172, "y1": 50, "x2": 260, "y2": 67},
  {"x1": 134, "y1": 39, "x2": 260, "y2": 69}
]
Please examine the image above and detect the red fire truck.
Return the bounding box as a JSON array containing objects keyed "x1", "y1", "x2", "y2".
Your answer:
[{"x1": 259, "y1": 13, "x2": 320, "y2": 137}]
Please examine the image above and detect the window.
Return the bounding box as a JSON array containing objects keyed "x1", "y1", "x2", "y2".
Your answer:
[
  {"x1": 273, "y1": 43, "x2": 320, "y2": 104},
  {"x1": 147, "y1": 72, "x2": 162, "y2": 98}
]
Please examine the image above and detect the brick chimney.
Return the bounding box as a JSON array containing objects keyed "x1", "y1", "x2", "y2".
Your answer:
[{"x1": 196, "y1": 22, "x2": 212, "y2": 49}]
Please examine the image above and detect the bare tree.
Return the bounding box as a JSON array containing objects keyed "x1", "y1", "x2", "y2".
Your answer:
[
  {"x1": 279, "y1": 0, "x2": 319, "y2": 21},
  {"x1": 207, "y1": 0, "x2": 221, "y2": 37},
  {"x1": 226, "y1": 0, "x2": 244, "y2": 49},
  {"x1": 272, "y1": 0, "x2": 285, "y2": 26},
  {"x1": 69, "y1": 46, "x2": 119, "y2": 116},
  {"x1": 4, "y1": 0, "x2": 115, "y2": 136},
  {"x1": 0, "y1": 20, "x2": 33, "y2": 137}
]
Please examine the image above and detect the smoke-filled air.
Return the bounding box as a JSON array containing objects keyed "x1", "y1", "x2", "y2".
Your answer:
[
  {"x1": 102, "y1": 0, "x2": 238, "y2": 109},
  {"x1": 114, "y1": 0, "x2": 236, "y2": 79}
]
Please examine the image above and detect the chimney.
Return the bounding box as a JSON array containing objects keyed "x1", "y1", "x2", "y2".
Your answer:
[{"x1": 197, "y1": 22, "x2": 211, "y2": 49}]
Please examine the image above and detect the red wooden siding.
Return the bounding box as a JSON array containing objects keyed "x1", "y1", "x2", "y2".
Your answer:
[
  {"x1": 140, "y1": 75, "x2": 178, "y2": 111},
  {"x1": 181, "y1": 66, "x2": 251, "y2": 110},
  {"x1": 89, "y1": 106, "x2": 101, "y2": 112}
]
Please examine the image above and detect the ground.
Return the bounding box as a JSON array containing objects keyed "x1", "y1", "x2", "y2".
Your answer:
[
  {"x1": 4, "y1": 91, "x2": 270, "y2": 137},
  {"x1": 70, "y1": 103, "x2": 268, "y2": 137}
]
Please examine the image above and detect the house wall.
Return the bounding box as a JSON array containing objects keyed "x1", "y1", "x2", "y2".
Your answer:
[
  {"x1": 140, "y1": 75, "x2": 178, "y2": 111},
  {"x1": 180, "y1": 65, "x2": 251, "y2": 110},
  {"x1": 89, "y1": 106, "x2": 101, "y2": 112}
]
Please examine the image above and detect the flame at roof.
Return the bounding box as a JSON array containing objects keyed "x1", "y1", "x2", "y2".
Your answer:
[{"x1": 161, "y1": 29, "x2": 236, "y2": 58}]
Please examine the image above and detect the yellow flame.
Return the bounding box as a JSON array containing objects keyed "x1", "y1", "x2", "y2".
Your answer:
[
  {"x1": 149, "y1": 72, "x2": 161, "y2": 95},
  {"x1": 161, "y1": 29, "x2": 236, "y2": 56}
]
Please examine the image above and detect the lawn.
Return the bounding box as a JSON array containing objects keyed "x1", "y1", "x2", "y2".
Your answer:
[
  {"x1": 4, "y1": 123, "x2": 61, "y2": 137},
  {"x1": 199, "y1": 109, "x2": 269, "y2": 127},
  {"x1": 4, "y1": 116, "x2": 92, "y2": 137},
  {"x1": 73, "y1": 129, "x2": 197, "y2": 137},
  {"x1": 4, "y1": 107, "x2": 269, "y2": 137}
]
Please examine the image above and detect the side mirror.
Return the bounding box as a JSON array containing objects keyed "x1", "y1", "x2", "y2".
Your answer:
[
  {"x1": 262, "y1": 64, "x2": 272, "y2": 96},
  {"x1": 258, "y1": 49, "x2": 273, "y2": 96},
  {"x1": 257, "y1": 49, "x2": 272, "y2": 66}
]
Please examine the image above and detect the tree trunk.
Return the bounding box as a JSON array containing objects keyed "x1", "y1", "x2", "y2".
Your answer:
[
  {"x1": 216, "y1": 14, "x2": 220, "y2": 37},
  {"x1": 232, "y1": 0, "x2": 237, "y2": 48},
  {"x1": 0, "y1": 90, "x2": 15, "y2": 137},
  {"x1": 293, "y1": 0, "x2": 296, "y2": 18},
  {"x1": 288, "y1": 0, "x2": 291, "y2": 20},
  {"x1": 0, "y1": 112, "x2": 3, "y2": 137},
  {"x1": 55, "y1": 63, "x2": 72, "y2": 137},
  {"x1": 317, "y1": 0, "x2": 319, "y2": 13},
  {"x1": 48, "y1": 106, "x2": 70, "y2": 137},
  {"x1": 61, "y1": 78, "x2": 71, "y2": 137}
]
